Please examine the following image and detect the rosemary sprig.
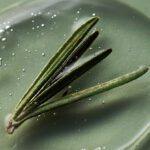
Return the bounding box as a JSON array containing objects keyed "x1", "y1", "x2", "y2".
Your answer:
[{"x1": 6, "y1": 16, "x2": 148, "y2": 134}]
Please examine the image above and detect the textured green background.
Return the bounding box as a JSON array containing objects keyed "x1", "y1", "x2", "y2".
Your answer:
[{"x1": 0, "y1": 0, "x2": 150, "y2": 150}]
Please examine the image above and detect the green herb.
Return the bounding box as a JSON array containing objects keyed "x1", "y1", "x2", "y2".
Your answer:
[{"x1": 6, "y1": 16, "x2": 148, "y2": 134}]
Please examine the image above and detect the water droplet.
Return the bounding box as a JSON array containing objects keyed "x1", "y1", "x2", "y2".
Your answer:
[
  {"x1": 77, "y1": 10, "x2": 80, "y2": 14},
  {"x1": 68, "y1": 85, "x2": 72, "y2": 89},
  {"x1": 41, "y1": 24, "x2": 45, "y2": 27},
  {"x1": 22, "y1": 68, "x2": 25, "y2": 72},
  {"x1": 75, "y1": 18, "x2": 78, "y2": 21},
  {"x1": 53, "y1": 112, "x2": 56, "y2": 116},
  {"x1": 5, "y1": 25, "x2": 10, "y2": 30},
  {"x1": 42, "y1": 52, "x2": 45, "y2": 56},
  {"x1": 32, "y1": 27, "x2": 35, "y2": 30},
  {"x1": 32, "y1": 20, "x2": 35, "y2": 23},
  {"x1": 51, "y1": 14, "x2": 57, "y2": 19},
  {"x1": 36, "y1": 25, "x2": 40, "y2": 29},
  {"x1": 0, "y1": 29, "x2": 4, "y2": 33},
  {"x1": 9, "y1": 93, "x2": 12, "y2": 96},
  {"x1": 102, "y1": 100, "x2": 105, "y2": 104},
  {"x1": 12, "y1": 52, "x2": 15, "y2": 56},
  {"x1": 4, "y1": 63, "x2": 7, "y2": 67},
  {"x1": 102, "y1": 146, "x2": 106, "y2": 150},
  {"x1": 1, "y1": 37, "x2": 6, "y2": 41},
  {"x1": 38, "y1": 11, "x2": 42, "y2": 15},
  {"x1": 92, "y1": 13, "x2": 96, "y2": 16},
  {"x1": 10, "y1": 28, "x2": 14, "y2": 32},
  {"x1": 81, "y1": 148, "x2": 86, "y2": 150},
  {"x1": 34, "y1": 101, "x2": 38, "y2": 105},
  {"x1": 94, "y1": 147, "x2": 102, "y2": 150},
  {"x1": 0, "y1": 57, "x2": 2, "y2": 66},
  {"x1": 88, "y1": 98, "x2": 92, "y2": 101},
  {"x1": 17, "y1": 77, "x2": 20, "y2": 80},
  {"x1": 30, "y1": 12, "x2": 34, "y2": 16}
]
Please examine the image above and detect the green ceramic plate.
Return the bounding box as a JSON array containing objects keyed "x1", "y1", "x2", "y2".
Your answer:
[{"x1": 0, "y1": 0, "x2": 150, "y2": 150}]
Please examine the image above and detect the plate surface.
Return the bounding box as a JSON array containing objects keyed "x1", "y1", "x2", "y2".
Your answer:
[{"x1": 0, "y1": 0, "x2": 150, "y2": 150}]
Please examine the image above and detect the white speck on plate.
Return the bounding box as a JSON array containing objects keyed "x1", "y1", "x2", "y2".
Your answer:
[
  {"x1": 0, "y1": 57, "x2": 2, "y2": 66},
  {"x1": 5, "y1": 25, "x2": 10, "y2": 30},
  {"x1": 102, "y1": 146, "x2": 106, "y2": 150},
  {"x1": 9, "y1": 93, "x2": 12, "y2": 96},
  {"x1": 53, "y1": 112, "x2": 56, "y2": 116},
  {"x1": 88, "y1": 98, "x2": 92, "y2": 101},
  {"x1": 42, "y1": 52, "x2": 45, "y2": 56},
  {"x1": 41, "y1": 24, "x2": 45, "y2": 27},
  {"x1": 0, "y1": 29, "x2": 4, "y2": 33},
  {"x1": 22, "y1": 68, "x2": 25, "y2": 72},
  {"x1": 1, "y1": 37, "x2": 6, "y2": 41},
  {"x1": 92, "y1": 13, "x2": 96, "y2": 16},
  {"x1": 94, "y1": 147, "x2": 102, "y2": 150},
  {"x1": 68, "y1": 85, "x2": 72, "y2": 89},
  {"x1": 12, "y1": 52, "x2": 15, "y2": 56},
  {"x1": 102, "y1": 100, "x2": 105, "y2": 104},
  {"x1": 77, "y1": 10, "x2": 80, "y2": 14}
]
